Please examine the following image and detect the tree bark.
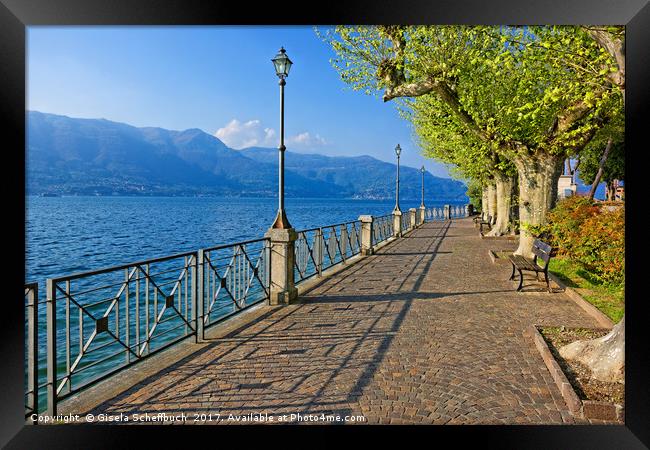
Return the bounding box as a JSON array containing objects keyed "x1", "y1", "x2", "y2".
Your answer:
[
  {"x1": 486, "y1": 174, "x2": 515, "y2": 236},
  {"x1": 559, "y1": 315, "x2": 625, "y2": 383},
  {"x1": 605, "y1": 181, "x2": 614, "y2": 201},
  {"x1": 487, "y1": 183, "x2": 497, "y2": 225},
  {"x1": 481, "y1": 186, "x2": 489, "y2": 221},
  {"x1": 513, "y1": 152, "x2": 565, "y2": 258},
  {"x1": 509, "y1": 175, "x2": 519, "y2": 234},
  {"x1": 583, "y1": 27, "x2": 625, "y2": 105},
  {"x1": 588, "y1": 137, "x2": 613, "y2": 200}
]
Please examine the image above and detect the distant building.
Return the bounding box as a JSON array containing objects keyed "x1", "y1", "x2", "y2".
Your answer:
[
  {"x1": 613, "y1": 179, "x2": 624, "y2": 201},
  {"x1": 557, "y1": 174, "x2": 577, "y2": 199}
]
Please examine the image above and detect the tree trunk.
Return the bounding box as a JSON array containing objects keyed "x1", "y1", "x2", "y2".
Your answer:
[
  {"x1": 559, "y1": 315, "x2": 624, "y2": 383},
  {"x1": 487, "y1": 183, "x2": 497, "y2": 225},
  {"x1": 588, "y1": 137, "x2": 613, "y2": 200},
  {"x1": 605, "y1": 181, "x2": 614, "y2": 201},
  {"x1": 486, "y1": 174, "x2": 515, "y2": 236},
  {"x1": 509, "y1": 175, "x2": 519, "y2": 235},
  {"x1": 514, "y1": 152, "x2": 565, "y2": 258},
  {"x1": 481, "y1": 186, "x2": 488, "y2": 220}
]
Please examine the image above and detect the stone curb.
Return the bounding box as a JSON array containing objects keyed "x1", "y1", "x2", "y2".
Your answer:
[
  {"x1": 479, "y1": 232, "x2": 518, "y2": 241},
  {"x1": 524, "y1": 325, "x2": 624, "y2": 423},
  {"x1": 546, "y1": 273, "x2": 615, "y2": 329},
  {"x1": 524, "y1": 325, "x2": 582, "y2": 415}
]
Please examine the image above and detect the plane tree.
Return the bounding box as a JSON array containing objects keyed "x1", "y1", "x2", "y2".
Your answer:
[
  {"x1": 320, "y1": 25, "x2": 622, "y2": 257},
  {"x1": 539, "y1": 26, "x2": 626, "y2": 384},
  {"x1": 402, "y1": 93, "x2": 518, "y2": 235},
  {"x1": 576, "y1": 113, "x2": 624, "y2": 201}
]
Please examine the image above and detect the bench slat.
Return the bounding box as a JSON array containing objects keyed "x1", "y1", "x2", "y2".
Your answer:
[
  {"x1": 508, "y1": 255, "x2": 545, "y2": 271},
  {"x1": 533, "y1": 239, "x2": 552, "y2": 253}
]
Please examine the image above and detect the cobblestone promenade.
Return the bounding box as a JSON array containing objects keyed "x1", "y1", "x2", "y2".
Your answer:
[{"x1": 89, "y1": 218, "x2": 600, "y2": 424}]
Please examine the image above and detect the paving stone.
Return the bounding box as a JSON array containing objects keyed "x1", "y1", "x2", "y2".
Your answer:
[{"x1": 86, "y1": 219, "x2": 599, "y2": 425}]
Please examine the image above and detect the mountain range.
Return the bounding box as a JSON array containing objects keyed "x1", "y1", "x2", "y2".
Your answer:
[{"x1": 26, "y1": 111, "x2": 468, "y2": 201}]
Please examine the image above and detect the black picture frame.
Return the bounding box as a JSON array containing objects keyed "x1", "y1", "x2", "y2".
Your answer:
[{"x1": 1, "y1": 0, "x2": 648, "y2": 447}]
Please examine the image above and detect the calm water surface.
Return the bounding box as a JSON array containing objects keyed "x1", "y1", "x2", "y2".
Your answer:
[{"x1": 26, "y1": 196, "x2": 460, "y2": 282}]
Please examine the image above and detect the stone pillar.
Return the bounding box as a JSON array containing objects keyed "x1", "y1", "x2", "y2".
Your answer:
[
  {"x1": 393, "y1": 210, "x2": 402, "y2": 237},
  {"x1": 409, "y1": 208, "x2": 417, "y2": 230},
  {"x1": 264, "y1": 228, "x2": 298, "y2": 305},
  {"x1": 444, "y1": 204, "x2": 450, "y2": 220},
  {"x1": 359, "y1": 215, "x2": 374, "y2": 256},
  {"x1": 418, "y1": 206, "x2": 426, "y2": 226}
]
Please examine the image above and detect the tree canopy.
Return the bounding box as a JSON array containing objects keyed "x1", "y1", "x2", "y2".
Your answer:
[{"x1": 319, "y1": 26, "x2": 623, "y2": 162}]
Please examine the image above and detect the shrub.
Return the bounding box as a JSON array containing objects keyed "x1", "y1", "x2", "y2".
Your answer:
[
  {"x1": 540, "y1": 197, "x2": 624, "y2": 285},
  {"x1": 541, "y1": 196, "x2": 599, "y2": 256},
  {"x1": 573, "y1": 207, "x2": 625, "y2": 284}
]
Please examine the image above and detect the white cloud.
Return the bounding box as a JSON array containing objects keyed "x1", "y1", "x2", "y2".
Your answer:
[
  {"x1": 214, "y1": 119, "x2": 276, "y2": 149},
  {"x1": 215, "y1": 118, "x2": 327, "y2": 150},
  {"x1": 287, "y1": 132, "x2": 327, "y2": 147}
]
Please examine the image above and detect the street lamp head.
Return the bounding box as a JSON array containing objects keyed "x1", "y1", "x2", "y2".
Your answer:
[
  {"x1": 272, "y1": 47, "x2": 293, "y2": 79},
  {"x1": 421, "y1": 165, "x2": 425, "y2": 173},
  {"x1": 395, "y1": 144, "x2": 402, "y2": 157}
]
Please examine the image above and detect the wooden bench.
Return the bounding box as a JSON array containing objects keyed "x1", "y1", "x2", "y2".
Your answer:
[
  {"x1": 477, "y1": 215, "x2": 492, "y2": 233},
  {"x1": 508, "y1": 239, "x2": 553, "y2": 292}
]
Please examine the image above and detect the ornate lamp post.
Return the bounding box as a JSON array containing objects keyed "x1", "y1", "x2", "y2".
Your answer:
[
  {"x1": 265, "y1": 47, "x2": 298, "y2": 306},
  {"x1": 392, "y1": 144, "x2": 403, "y2": 237},
  {"x1": 419, "y1": 165, "x2": 426, "y2": 225},
  {"x1": 420, "y1": 165, "x2": 425, "y2": 207},
  {"x1": 394, "y1": 144, "x2": 402, "y2": 213},
  {"x1": 271, "y1": 47, "x2": 293, "y2": 229}
]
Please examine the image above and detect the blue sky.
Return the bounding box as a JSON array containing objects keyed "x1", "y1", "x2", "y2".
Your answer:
[{"x1": 27, "y1": 26, "x2": 454, "y2": 179}]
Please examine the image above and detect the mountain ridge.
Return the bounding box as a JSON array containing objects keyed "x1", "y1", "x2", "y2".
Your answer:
[{"x1": 27, "y1": 111, "x2": 468, "y2": 201}]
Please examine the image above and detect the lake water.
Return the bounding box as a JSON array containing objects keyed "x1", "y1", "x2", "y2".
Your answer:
[
  {"x1": 25, "y1": 196, "x2": 466, "y2": 411},
  {"x1": 26, "y1": 196, "x2": 465, "y2": 282}
]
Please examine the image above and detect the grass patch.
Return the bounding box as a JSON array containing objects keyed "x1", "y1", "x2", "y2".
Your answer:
[{"x1": 548, "y1": 256, "x2": 624, "y2": 323}]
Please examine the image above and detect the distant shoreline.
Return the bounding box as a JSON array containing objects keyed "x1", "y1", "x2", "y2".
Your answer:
[{"x1": 26, "y1": 194, "x2": 469, "y2": 202}]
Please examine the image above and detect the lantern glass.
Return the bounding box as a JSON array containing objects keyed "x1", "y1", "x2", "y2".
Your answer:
[
  {"x1": 395, "y1": 144, "x2": 402, "y2": 156},
  {"x1": 272, "y1": 47, "x2": 293, "y2": 78}
]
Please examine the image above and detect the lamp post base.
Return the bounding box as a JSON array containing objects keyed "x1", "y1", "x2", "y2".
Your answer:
[
  {"x1": 264, "y1": 227, "x2": 299, "y2": 305},
  {"x1": 271, "y1": 208, "x2": 292, "y2": 229}
]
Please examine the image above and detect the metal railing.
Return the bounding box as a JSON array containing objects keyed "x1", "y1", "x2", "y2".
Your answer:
[
  {"x1": 372, "y1": 214, "x2": 393, "y2": 246},
  {"x1": 27, "y1": 205, "x2": 471, "y2": 416},
  {"x1": 29, "y1": 237, "x2": 271, "y2": 416},
  {"x1": 24, "y1": 283, "x2": 40, "y2": 421},
  {"x1": 44, "y1": 251, "x2": 198, "y2": 415},
  {"x1": 200, "y1": 239, "x2": 270, "y2": 331},
  {"x1": 401, "y1": 212, "x2": 410, "y2": 233},
  {"x1": 294, "y1": 220, "x2": 361, "y2": 283}
]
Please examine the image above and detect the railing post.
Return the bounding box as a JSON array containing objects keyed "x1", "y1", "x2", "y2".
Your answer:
[
  {"x1": 444, "y1": 204, "x2": 450, "y2": 220},
  {"x1": 418, "y1": 205, "x2": 426, "y2": 226},
  {"x1": 339, "y1": 224, "x2": 348, "y2": 262},
  {"x1": 316, "y1": 228, "x2": 324, "y2": 276},
  {"x1": 359, "y1": 215, "x2": 374, "y2": 256},
  {"x1": 196, "y1": 250, "x2": 204, "y2": 342},
  {"x1": 46, "y1": 279, "x2": 57, "y2": 417},
  {"x1": 264, "y1": 228, "x2": 299, "y2": 305},
  {"x1": 392, "y1": 210, "x2": 402, "y2": 238},
  {"x1": 409, "y1": 208, "x2": 417, "y2": 231},
  {"x1": 26, "y1": 284, "x2": 38, "y2": 422},
  {"x1": 466, "y1": 204, "x2": 472, "y2": 217}
]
